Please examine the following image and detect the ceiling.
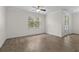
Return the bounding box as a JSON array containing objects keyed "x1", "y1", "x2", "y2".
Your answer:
[{"x1": 15, "y1": 6, "x2": 79, "y2": 14}]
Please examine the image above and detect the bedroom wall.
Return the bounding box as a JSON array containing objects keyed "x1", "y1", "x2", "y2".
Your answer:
[
  {"x1": 6, "y1": 7, "x2": 46, "y2": 38},
  {"x1": 5, "y1": 7, "x2": 73, "y2": 38},
  {"x1": 72, "y1": 12, "x2": 79, "y2": 34},
  {"x1": 0, "y1": 7, "x2": 6, "y2": 47},
  {"x1": 46, "y1": 11, "x2": 62, "y2": 37}
]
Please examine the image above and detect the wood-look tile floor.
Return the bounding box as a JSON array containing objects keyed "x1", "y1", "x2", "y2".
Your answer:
[{"x1": 0, "y1": 34, "x2": 79, "y2": 52}]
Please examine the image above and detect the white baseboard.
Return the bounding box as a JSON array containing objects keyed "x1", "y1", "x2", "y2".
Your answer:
[{"x1": 46, "y1": 32, "x2": 62, "y2": 37}]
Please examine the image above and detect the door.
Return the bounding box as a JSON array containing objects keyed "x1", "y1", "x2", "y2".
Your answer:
[{"x1": 64, "y1": 15, "x2": 69, "y2": 35}]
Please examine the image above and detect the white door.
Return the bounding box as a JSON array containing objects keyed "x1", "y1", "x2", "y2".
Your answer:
[{"x1": 64, "y1": 15, "x2": 69, "y2": 35}]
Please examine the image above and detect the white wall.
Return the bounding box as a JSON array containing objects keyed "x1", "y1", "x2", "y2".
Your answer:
[
  {"x1": 0, "y1": 7, "x2": 6, "y2": 47},
  {"x1": 6, "y1": 7, "x2": 46, "y2": 38},
  {"x1": 72, "y1": 12, "x2": 79, "y2": 34},
  {"x1": 46, "y1": 11, "x2": 62, "y2": 37},
  {"x1": 5, "y1": 7, "x2": 73, "y2": 39}
]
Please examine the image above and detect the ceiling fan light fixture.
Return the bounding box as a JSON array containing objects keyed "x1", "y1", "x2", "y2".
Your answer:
[{"x1": 36, "y1": 9, "x2": 40, "y2": 12}]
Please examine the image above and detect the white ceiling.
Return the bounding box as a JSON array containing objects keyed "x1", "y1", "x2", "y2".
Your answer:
[{"x1": 15, "y1": 6, "x2": 79, "y2": 14}]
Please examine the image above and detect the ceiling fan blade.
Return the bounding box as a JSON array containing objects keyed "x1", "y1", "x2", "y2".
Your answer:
[
  {"x1": 32, "y1": 6, "x2": 46, "y2": 12},
  {"x1": 32, "y1": 6, "x2": 40, "y2": 9},
  {"x1": 40, "y1": 9, "x2": 46, "y2": 11}
]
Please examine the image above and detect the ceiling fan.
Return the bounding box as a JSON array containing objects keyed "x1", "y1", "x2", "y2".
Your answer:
[{"x1": 32, "y1": 6, "x2": 46, "y2": 12}]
